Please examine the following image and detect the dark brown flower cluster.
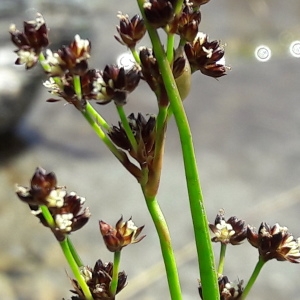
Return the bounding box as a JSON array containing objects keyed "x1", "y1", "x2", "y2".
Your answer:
[
  {"x1": 247, "y1": 222, "x2": 300, "y2": 263},
  {"x1": 185, "y1": 32, "x2": 228, "y2": 77},
  {"x1": 199, "y1": 275, "x2": 243, "y2": 300},
  {"x1": 9, "y1": 13, "x2": 49, "y2": 69},
  {"x1": 169, "y1": 2, "x2": 201, "y2": 42},
  {"x1": 10, "y1": 14, "x2": 141, "y2": 111},
  {"x1": 115, "y1": 13, "x2": 146, "y2": 48},
  {"x1": 99, "y1": 216, "x2": 145, "y2": 252},
  {"x1": 70, "y1": 259, "x2": 127, "y2": 299},
  {"x1": 209, "y1": 210, "x2": 247, "y2": 245},
  {"x1": 16, "y1": 167, "x2": 90, "y2": 241},
  {"x1": 108, "y1": 113, "x2": 156, "y2": 164},
  {"x1": 144, "y1": 0, "x2": 174, "y2": 29},
  {"x1": 44, "y1": 39, "x2": 140, "y2": 109}
]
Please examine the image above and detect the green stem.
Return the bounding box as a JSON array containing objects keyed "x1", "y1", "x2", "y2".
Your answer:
[
  {"x1": 166, "y1": 33, "x2": 175, "y2": 62},
  {"x1": 85, "y1": 102, "x2": 110, "y2": 131},
  {"x1": 241, "y1": 257, "x2": 265, "y2": 300},
  {"x1": 137, "y1": 3, "x2": 219, "y2": 299},
  {"x1": 73, "y1": 75, "x2": 82, "y2": 100},
  {"x1": 217, "y1": 244, "x2": 226, "y2": 275},
  {"x1": 40, "y1": 205, "x2": 55, "y2": 227},
  {"x1": 153, "y1": 105, "x2": 168, "y2": 165},
  {"x1": 60, "y1": 239, "x2": 94, "y2": 300},
  {"x1": 110, "y1": 251, "x2": 121, "y2": 296},
  {"x1": 131, "y1": 48, "x2": 141, "y2": 65},
  {"x1": 116, "y1": 104, "x2": 138, "y2": 153},
  {"x1": 143, "y1": 192, "x2": 182, "y2": 300},
  {"x1": 67, "y1": 237, "x2": 83, "y2": 267},
  {"x1": 80, "y1": 108, "x2": 123, "y2": 161}
]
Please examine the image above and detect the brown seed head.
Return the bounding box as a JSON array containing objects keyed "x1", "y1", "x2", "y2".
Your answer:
[
  {"x1": 143, "y1": 0, "x2": 174, "y2": 29},
  {"x1": 99, "y1": 216, "x2": 145, "y2": 252},
  {"x1": 209, "y1": 210, "x2": 247, "y2": 245},
  {"x1": 93, "y1": 65, "x2": 140, "y2": 105},
  {"x1": 184, "y1": 32, "x2": 228, "y2": 78},
  {"x1": 170, "y1": 4, "x2": 201, "y2": 42},
  {"x1": 247, "y1": 222, "x2": 300, "y2": 263},
  {"x1": 9, "y1": 12, "x2": 49, "y2": 69},
  {"x1": 70, "y1": 259, "x2": 127, "y2": 299},
  {"x1": 199, "y1": 275, "x2": 243, "y2": 300},
  {"x1": 115, "y1": 13, "x2": 146, "y2": 48}
]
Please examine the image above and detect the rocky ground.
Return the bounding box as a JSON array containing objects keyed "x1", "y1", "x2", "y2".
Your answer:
[{"x1": 1, "y1": 0, "x2": 300, "y2": 299}]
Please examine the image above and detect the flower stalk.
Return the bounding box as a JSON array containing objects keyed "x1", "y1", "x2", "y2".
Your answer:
[
  {"x1": 143, "y1": 192, "x2": 182, "y2": 300},
  {"x1": 137, "y1": 2, "x2": 219, "y2": 299},
  {"x1": 110, "y1": 251, "x2": 122, "y2": 296},
  {"x1": 241, "y1": 256, "x2": 265, "y2": 300}
]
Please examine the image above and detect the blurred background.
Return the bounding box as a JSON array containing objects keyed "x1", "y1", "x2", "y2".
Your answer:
[{"x1": 1, "y1": 0, "x2": 300, "y2": 299}]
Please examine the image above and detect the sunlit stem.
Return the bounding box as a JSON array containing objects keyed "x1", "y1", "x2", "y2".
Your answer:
[
  {"x1": 116, "y1": 104, "x2": 138, "y2": 154},
  {"x1": 73, "y1": 75, "x2": 82, "y2": 100},
  {"x1": 60, "y1": 239, "x2": 94, "y2": 300},
  {"x1": 110, "y1": 251, "x2": 121, "y2": 296},
  {"x1": 241, "y1": 256, "x2": 265, "y2": 299},
  {"x1": 217, "y1": 243, "x2": 227, "y2": 275},
  {"x1": 143, "y1": 192, "x2": 182, "y2": 300},
  {"x1": 131, "y1": 48, "x2": 141, "y2": 65}
]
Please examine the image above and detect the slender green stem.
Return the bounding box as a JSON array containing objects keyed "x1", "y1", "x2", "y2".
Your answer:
[
  {"x1": 80, "y1": 108, "x2": 123, "y2": 161},
  {"x1": 154, "y1": 105, "x2": 168, "y2": 163},
  {"x1": 137, "y1": 3, "x2": 219, "y2": 298},
  {"x1": 142, "y1": 192, "x2": 182, "y2": 300},
  {"x1": 81, "y1": 107, "x2": 143, "y2": 180},
  {"x1": 173, "y1": 0, "x2": 184, "y2": 15},
  {"x1": 39, "y1": 52, "x2": 51, "y2": 72},
  {"x1": 67, "y1": 237, "x2": 83, "y2": 267},
  {"x1": 40, "y1": 205, "x2": 55, "y2": 228},
  {"x1": 116, "y1": 104, "x2": 138, "y2": 153},
  {"x1": 131, "y1": 48, "x2": 141, "y2": 65},
  {"x1": 73, "y1": 75, "x2": 82, "y2": 100},
  {"x1": 166, "y1": 33, "x2": 175, "y2": 62},
  {"x1": 85, "y1": 102, "x2": 110, "y2": 131},
  {"x1": 110, "y1": 251, "x2": 121, "y2": 296},
  {"x1": 241, "y1": 257, "x2": 265, "y2": 300},
  {"x1": 217, "y1": 244, "x2": 227, "y2": 275},
  {"x1": 60, "y1": 239, "x2": 94, "y2": 300}
]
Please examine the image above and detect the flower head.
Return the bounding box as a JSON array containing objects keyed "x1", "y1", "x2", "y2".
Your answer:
[
  {"x1": 247, "y1": 222, "x2": 300, "y2": 263},
  {"x1": 199, "y1": 275, "x2": 243, "y2": 300},
  {"x1": 209, "y1": 210, "x2": 247, "y2": 245},
  {"x1": 99, "y1": 216, "x2": 145, "y2": 252},
  {"x1": 108, "y1": 113, "x2": 156, "y2": 163},
  {"x1": 184, "y1": 32, "x2": 228, "y2": 78},
  {"x1": 170, "y1": 3, "x2": 201, "y2": 42},
  {"x1": 93, "y1": 65, "x2": 140, "y2": 105},
  {"x1": 115, "y1": 13, "x2": 146, "y2": 48},
  {"x1": 70, "y1": 259, "x2": 127, "y2": 299},
  {"x1": 16, "y1": 167, "x2": 60, "y2": 206},
  {"x1": 143, "y1": 0, "x2": 174, "y2": 29},
  {"x1": 16, "y1": 167, "x2": 90, "y2": 241},
  {"x1": 45, "y1": 35, "x2": 91, "y2": 76},
  {"x1": 9, "y1": 13, "x2": 49, "y2": 69}
]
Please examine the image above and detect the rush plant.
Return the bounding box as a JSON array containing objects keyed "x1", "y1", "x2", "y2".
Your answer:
[{"x1": 10, "y1": 1, "x2": 300, "y2": 299}]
